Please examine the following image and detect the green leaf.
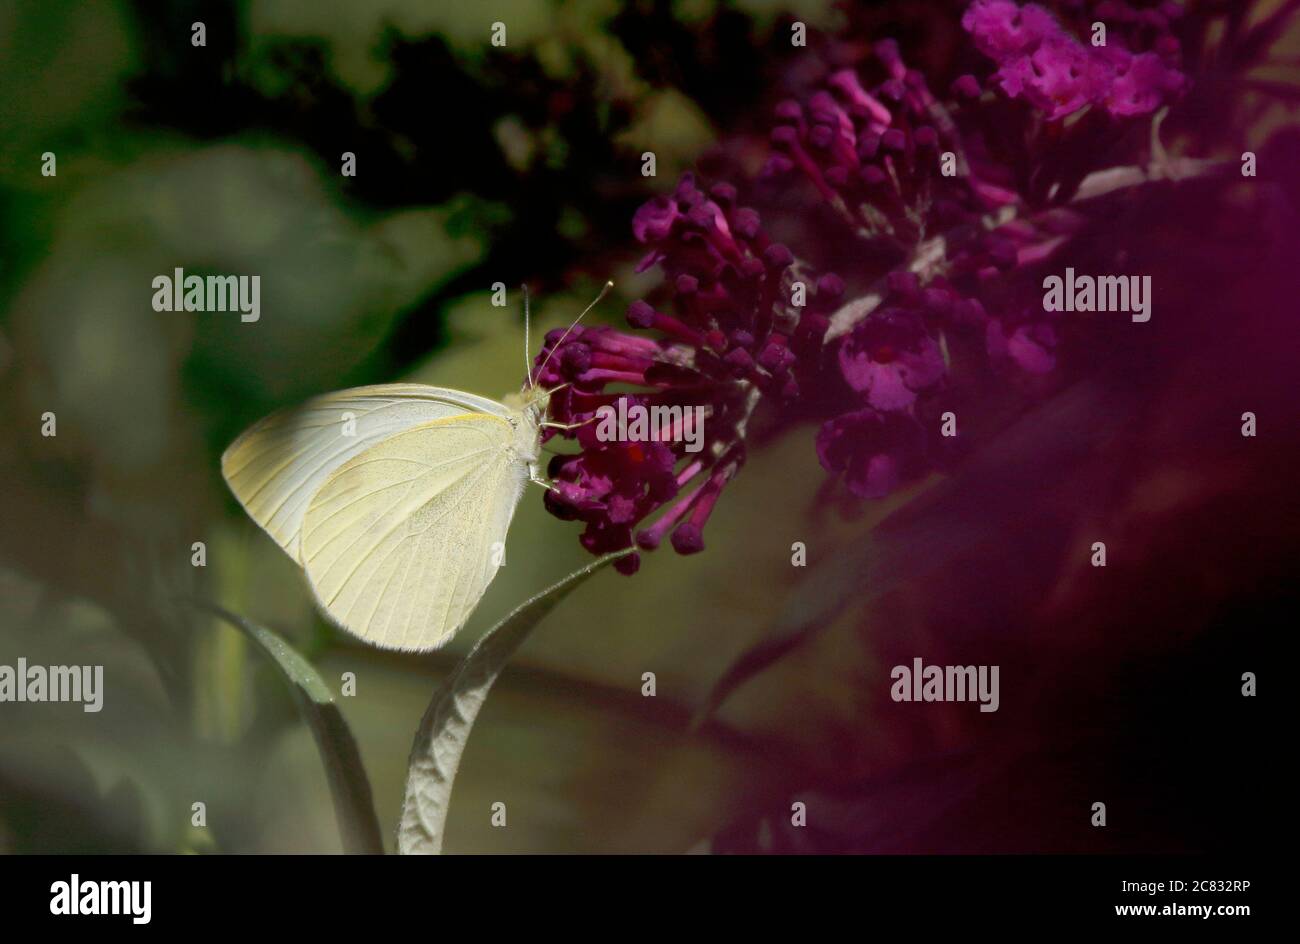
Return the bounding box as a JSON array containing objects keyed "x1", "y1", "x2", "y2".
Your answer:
[
  {"x1": 397, "y1": 551, "x2": 629, "y2": 855},
  {"x1": 196, "y1": 603, "x2": 384, "y2": 855}
]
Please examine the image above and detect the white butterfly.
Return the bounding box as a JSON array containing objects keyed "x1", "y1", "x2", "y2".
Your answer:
[{"x1": 221, "y1": 285, "x2": 608, "y2": 651}]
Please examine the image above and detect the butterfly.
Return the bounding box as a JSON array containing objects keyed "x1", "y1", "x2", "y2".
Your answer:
[{"x1": 220, "y1": 284, "x2": 610, "y2": 651}]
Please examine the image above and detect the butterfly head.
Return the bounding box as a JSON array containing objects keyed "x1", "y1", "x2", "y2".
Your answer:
[
  {"x1": 501, "y1": 386, "x2": 552, "y2": 454},
  {"x1": 502, "y1": 384, "x2": 551, "y2": 415}
]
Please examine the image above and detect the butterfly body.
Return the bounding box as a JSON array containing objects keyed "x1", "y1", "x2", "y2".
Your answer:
[{"x1": 222, "y1": 383, "x2": 547, "y2": 651}]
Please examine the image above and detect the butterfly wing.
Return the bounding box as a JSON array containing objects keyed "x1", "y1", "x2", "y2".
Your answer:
[
  {"x1": 298, "y1": 412, "x2": 529, "y2": 651},
  {"x1": 221, "y1": 384, "x2": 512, "y2": 562}
]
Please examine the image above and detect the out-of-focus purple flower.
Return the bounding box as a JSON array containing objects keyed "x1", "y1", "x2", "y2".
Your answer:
[
  {"x1": 1102, "y1": 48, "x2": 1186, "y2": 116},
  {"x1": 962, "y1": 0, "x2": 1060, "y2": 57},
  {"x1": 1003, "y1": 35, "x2": 1106, "y2": 120},
  {"x1": 816, "y1": 408, "x2": 927, "y2": 499},
  {"x1": 985, "y1": 307, "x2": 1060, "y2": 374},
  {"x1": 962, "y1": 0, "x2": 1185, "y2": 120},
  {"x1": 839, "y1": 308, "x2": 946, "y2": 411}
]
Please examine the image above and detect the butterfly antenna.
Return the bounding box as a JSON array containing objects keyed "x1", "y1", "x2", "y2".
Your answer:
[
  {"x1": 523, "y1": 284, "x2": 533, "y2": 390},
  {"x1": 535, "y1": 280, "x2": 614, "y2": 385}
]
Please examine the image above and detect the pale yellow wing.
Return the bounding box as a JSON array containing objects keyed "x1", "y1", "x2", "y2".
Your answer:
[
  {"x1": 221, "y1": 384, "x2": 511, "y2": 562},
  {"x1": 299, "y1": 413, "x2": 528, "y2": 651}
]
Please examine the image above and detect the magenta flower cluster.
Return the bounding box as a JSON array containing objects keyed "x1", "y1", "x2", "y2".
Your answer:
[
  {"x1": 535, "y1": 174, "x2": 843, "y2": 573},
  {"x1": 963, "y1": 0, "x2": 1184, "y2": 119},
  {"x1": 537, "y1": 0, "x2": 1191, "y2": 569}
]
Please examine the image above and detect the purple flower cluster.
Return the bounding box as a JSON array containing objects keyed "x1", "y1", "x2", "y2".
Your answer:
[
  {"x1": 534, "y1": 0, "x2": 1212, "y2": 568},
  {"x1": 764, "y1": 39, "x2": 1014, "y2": 244},
  {"x1": 536, "y1": 174, "x2": 842, "y2": 570},
  {"x1": 815, "y1": 407, "x2": 928, "y2": 501},
  {"x1": 814, "y1": 272, "x2": 968, "y2": 499},
  {"x1": 962, "y1": 0, "x2": 1185, "y2": 120}
]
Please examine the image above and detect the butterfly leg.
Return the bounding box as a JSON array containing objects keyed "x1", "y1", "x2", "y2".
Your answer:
[
  {"x1": 529, "y1": 472, "x2": 559, "y2": 492},
  {"x1": 524, "y1": 459, "x2": 557, "y2": 492}
]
